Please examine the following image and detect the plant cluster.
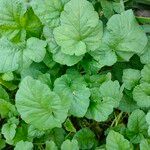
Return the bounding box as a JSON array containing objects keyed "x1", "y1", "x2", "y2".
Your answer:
[{"x1": 0, "y1": 0, "x2": 150, "y2": 149}]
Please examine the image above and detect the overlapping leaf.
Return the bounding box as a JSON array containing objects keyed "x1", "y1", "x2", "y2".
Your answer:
[
  {"x1": 54, "y1": 71, "x2": 90, "y2": 117},
  {"x1": 0, "y1": 37, "x2": 46, "y2": 73},
  {"x1": 31, "y1": 0, "x2": 70, "y2": 28},
  {"x1": 16, "y1": 76, "x2": 70, "y2": 130},
  {"x1": 0, "y1": 0, "x2": 42, "y2": 42},
  {"x1": 90, "y1": 10, "x2": 147, "y2": 68},
  {"x1": 54, "y1": 0, "x2": 103, "y2": 56}
]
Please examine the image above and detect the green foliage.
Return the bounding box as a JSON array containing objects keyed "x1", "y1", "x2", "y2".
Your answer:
[
  {"x1": 126, "y1": 109, "x2": 148, "y2": 143},
  {"x1": 73, "y1": 128, "x2": 96, "y2": 149},
  {"x1": 16, "y1": 76, "x2": 70, "y2": 130},
  {"x1": 14, "y1": 141, "x2": 33, "y2": 150},
  {"x1": 61, "y1": 139, "x2": 79, "y2": 150},
  {"x1": 106, "y1": 130, "x2": 132, "y2": 150},
  {"x1": 0, "y1": 0, "x2": 149, "y2": 149}
]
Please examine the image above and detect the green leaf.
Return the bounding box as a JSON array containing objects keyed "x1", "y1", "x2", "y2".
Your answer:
[
  {"x1": 86, "y1": 80, "x2": 122, "y2": 122},
  {"x1": 106, "y1": 130, "x2": 131, "y2": 150},
  {"x1": 140, "y1": 37, "x2": 150, "y2": 64},
  {"x1": 14, "y1": 141, "x2": 33, "y2": 150},
  {"x1": 64, "y1": 118, "x2": 76, "y2": 133},
  {"x1": 0, "y1": 137, "x2": 5, "y2": 150},
  {"x1": 61, "y1": 139, "x2": 79, "y2": 150},
  {"x1": 86, "y1": 88, "x2": 114, "y2": 122},
  {"x1": 0, "y1": 78, "x2": 17, "y2": 91},
  {"x1": 1, "y1": 72, "x2": 14, "y2": 81},
  {"x1": 73, "y1": 128, "x2": 96, "y2": 150},
  {"x1": 100, "y1": 0, "x2": 114, "y2": 19},
  {"x1": 0, "y1": 0, "x2": 27, "y2": 42},
  {"x1": 22, "y1": 8, "x2": 43, "y2": 39},
  {"x1": 45, "y1": 141, "x2": 58, "y2": 150},
  {"x1": 23, "y1": 37, "x2": 47, "y2": 63},
  {"x1": 28, "y1": 125, "x2": 45, "y2": 139},
  {"x1": 119, "y1": 93, "x2": 139, "y2": 113},
  {"x1": 112, "y1": 0, "x2": 124, "y2": 14},
  {"x1": 0, "y1": 37, "x2": 46, "y2": 73},
  {"x1": 122, "y1": 69, "x2": 141, "y2": 90},
  {"x1": 140, "y1": 139, "x2": 150, "y2": 150},
  {"x1": 106, "y1": 10, "x2": 147, "y2": 56},
  {"x1": 31, "y1": 0, "x2": 70, "y2": 28},
  {"x1": 0, "y1": 0, "x2": 42, "y2": 42},
  {"x1": 43, "y1": 26, "x2": 83, "y2": 66},
  {"x1": 146, "y1": 112, "x2": 150, "y2": 136},
  {"x1": 0, "y1": 85, "x2": 9, "y2": 100},
  {"x1": 54, "y1": 72, "x2": 90, "y2": 117},
  {"x1": 20, "y1": 63, "x2": 43, "y2": 79},
  {"x1": 99, "y1": 80, "x2": 123, "y2": 107},
  {"x1": 133, "y1": 83, "x2": 150, "y2": 108},
  {"x1": 100, "y1": 0, "x2": 124, "y2": 19},
  {"x1": 13, "y1": 123, "x2": 28, "y2": 144},
  {"x1": 84, "y1": 73, "x2": 111, "y2": 88},
  {"x1": 94, "y1": 10, "x2": 147, "y2": 64},
  {"x1": 141, "y1": 64, "x2": 150, "y2": 84},
  {"x1": 0, "y1": 99, "x2": 17, "y2": 118},
  {"x1": 1, "y1": 123, "x2": 16, "y2": 144},
  {"x1": 126, "y1": 109, "x2": 148, "y2": 144},
  {"x1": 89, "y1": 47, "x2": 117, "y2": 69},
  {"x1": 0, "y1": 38, "x2": 23, "y2": 73},
  {"x1": 37, "y1": 73, "x2": 52, "y2": 89},
  {"x1": 54, "y1": 0, "x2": 103, "y2": 56},
  {"x1": 16, "y1": 76, "x2": 70, "y2": 130},
  {"x1": 47, "y1": 128, "x2": 66, "y2": 147}
]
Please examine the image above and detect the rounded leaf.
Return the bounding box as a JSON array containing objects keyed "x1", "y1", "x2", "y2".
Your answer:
[
  {"x1": 54, "y1": 72, "x2": 90, "y2": 117},
  {"x1": 16, "y1": 76, "x2": 69, "y2": 130}
]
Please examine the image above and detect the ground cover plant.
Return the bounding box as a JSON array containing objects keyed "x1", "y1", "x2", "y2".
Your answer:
[{"x1": 0, "y1": 0, "x2": 150, "y2": 149}]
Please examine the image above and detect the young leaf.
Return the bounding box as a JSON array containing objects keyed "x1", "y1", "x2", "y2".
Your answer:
[
  {"x1": 64, "y1": 118, "x2": 76, "y2": 133},
  {"x1": 16, "y1": 76, "x2": 70, "y2": 130},
  {"x1": 0, "y1": 0, "x2": 42, "y2": 42},
  {"x1": 1, "y1": 72, "x2": 14, "y2": 81}
]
